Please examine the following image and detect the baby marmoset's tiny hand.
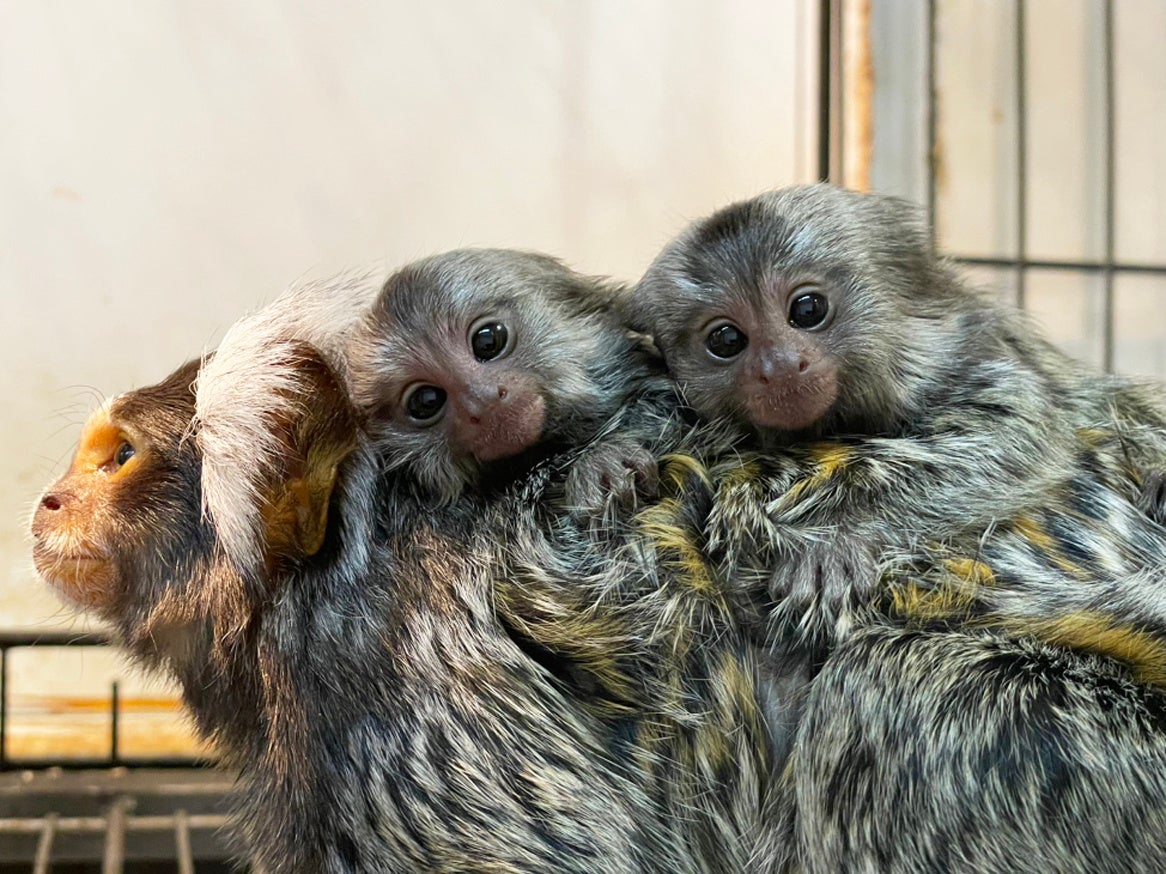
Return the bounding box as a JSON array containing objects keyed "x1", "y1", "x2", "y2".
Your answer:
[
  {"x1": 767, "y1": 530, "x2": 881, "y2": 638},
  {"x1": 564, "y1": 436, "x2": 659, "y2": 519}
]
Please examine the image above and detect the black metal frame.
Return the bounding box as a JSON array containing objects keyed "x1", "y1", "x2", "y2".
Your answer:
[
  {"x1": 824, "y1": 0, "x2": 1166, "y2": 374},
  {"x1": 817, "y1": 0, "x2": 834, "y2": 183},
  {"x1": 0, "y1": 632, "x2": 209, "y2": 772}
]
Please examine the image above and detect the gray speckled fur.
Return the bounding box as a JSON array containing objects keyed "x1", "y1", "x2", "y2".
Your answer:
[
  {"x1": 74, "y1": 298, "x2": 776, "y2": 870},
  {"x1": 632, "y1": 183, "x2": 1166, "y2": 642},
  {"x1": 767, "y1": 624, "x2": 1166, "y2": 874}
]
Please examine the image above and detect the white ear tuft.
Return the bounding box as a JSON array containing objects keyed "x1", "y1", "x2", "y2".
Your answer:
[{"x1": 193, "y1": 271, "x2": 382, "y2": 571}]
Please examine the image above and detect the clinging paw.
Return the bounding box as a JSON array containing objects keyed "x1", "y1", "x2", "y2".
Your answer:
[
  {"x1": 564, "y1": 440, "x2": 659, "y2": 519},
  {"x1": 766, "y1": 532, "x2": 881, "y2": 640}
]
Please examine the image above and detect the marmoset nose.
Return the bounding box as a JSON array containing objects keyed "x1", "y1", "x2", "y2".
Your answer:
[
  {"x1": 464, "y1": 384, "x2": 509, "y2": 419},
  {"x1": 40, "y1": 492, "x2": 68, "y2": 512},
  {"x1": 755, "y1": 347, "x2": 804, "y2": 384}
]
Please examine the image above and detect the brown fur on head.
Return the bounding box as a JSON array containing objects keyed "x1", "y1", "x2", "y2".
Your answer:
[{"x1": 31, "y1": 343, "x2": 362, "y2": 643}]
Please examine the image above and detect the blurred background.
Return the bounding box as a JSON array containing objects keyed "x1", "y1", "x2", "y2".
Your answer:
[{"x1": 0, "y1": 0, "x2": 1162, "y2": 868}]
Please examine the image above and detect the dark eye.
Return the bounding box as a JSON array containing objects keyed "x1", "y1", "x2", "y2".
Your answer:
[
  {"x1": 470, "y1": 323, "x2": 509, "y2": 361},
  {"x1": 404, "y1": 385, "x2": 447, "y2": 421},
  {"x1": 788, "y1": 292, "x2": 830, "y2": 329},
  {"x1": 114, "y1": 442, "x2": 135, "y2": 467},
  {"x1": 706, "y1": 323, "x2": 749, "y2": 359}
]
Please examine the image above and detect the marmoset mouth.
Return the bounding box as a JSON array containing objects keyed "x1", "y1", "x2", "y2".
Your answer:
[
  {"x1": 32, "y1": 545, "x2": 112, "y2": 604},
  {"x1": 746, "y1": 376, "x2": 838, "y2": 431},
  {"x1": 469, "y1": 392, "x2": 547, "y2": 462}
]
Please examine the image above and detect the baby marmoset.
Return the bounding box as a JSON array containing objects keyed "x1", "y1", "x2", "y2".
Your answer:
[
  {"x1": 348, "y1": 248, "x2": 670, "y2": 514},
  {"x1": 629, "y1": 183, "x2": 1166, "y2": 633}
]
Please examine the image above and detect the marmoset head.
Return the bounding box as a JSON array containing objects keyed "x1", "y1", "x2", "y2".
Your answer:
[
  {"x1": 350, "y1": 248, "x2": 647, "y2": 503},
  {"x1": 31, "y1": 359, "x2": 206, "y2": 619},
  {"x1": 631, "y1": 184, "x2": 967, "y2": 438},
  {"x1": 31, "y1": 337, "x2": 364, "y2": 641}
]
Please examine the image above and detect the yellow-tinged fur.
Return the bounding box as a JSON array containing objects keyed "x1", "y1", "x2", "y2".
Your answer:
[{"x1": 1000, "y1": 612, "x2": 1166, "y2": 689}]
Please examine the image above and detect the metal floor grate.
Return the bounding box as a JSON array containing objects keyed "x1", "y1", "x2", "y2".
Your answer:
[
  {"x1": 0, "y1": 769, "x2": 239, "y2": 872},
  {"x1": 0, "y1": 633, "x2": 238, "y2": 870}
]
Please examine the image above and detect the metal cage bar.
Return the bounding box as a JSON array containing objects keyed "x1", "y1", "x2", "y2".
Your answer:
[
  {"x1": 1101, "y1": 0, "x2": 1117, "y2": 372},
  {"x1": 31, "y1": 812, "x2": 56, "y2": 874},
  {"x1": 818, "y1": 0, "x2": 834, "y2": 182},
  {"x1": 0, "y1": 768, "x2": 239, "y2": 867},
  {"x1": 914, "y1": 0, "x2": 1166, "y2": 370},
  {"x1": 0, "y1": 808, "x2": 232, "y2": 872},
  {"x1": 1014, "y1": 0, "x2": 1029, "y2": 307},
  {"x1": 0, "y1": 631, "x2": 209, "y2": 772},
  {"x1": 925, "y1": 0, "x2": 938, "y2": 246}
]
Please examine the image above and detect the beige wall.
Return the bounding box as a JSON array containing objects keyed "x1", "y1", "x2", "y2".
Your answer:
[
  {"x1": 0, "y1": 1, "x2": 814, "y2": 753},
  {"x1": 2, "y1": 0, "x2": 815, "y2": 631}
]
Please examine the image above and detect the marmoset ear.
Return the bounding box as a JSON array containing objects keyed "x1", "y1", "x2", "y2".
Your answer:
[
  {"x1": 196, "y1": 337, "x2": 360, "y2": 574},
  {"x1": 258, "y1": 346, "x2": 360, "y2": 561}
]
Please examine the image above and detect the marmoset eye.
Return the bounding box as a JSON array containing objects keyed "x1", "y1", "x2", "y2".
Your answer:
[
  {"x1": 405, "y1": 385, "x2": 447, "y2": 421},
  {"x1": 706, "y1": 323, "x2": 749, "y2": 359},
  {"x1": 471, "y1": 323, "x2": 510, "y2": 361},
  {"x1": 788, "y1": 292, "x2": 830, "y2": 329}
]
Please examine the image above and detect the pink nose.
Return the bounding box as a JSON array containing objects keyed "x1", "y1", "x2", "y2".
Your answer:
[
  {"x1": 464, "y1": 384, "x2": 509, "y2": 420},
  {"x1": 754, "y1": 347, "x2": 806, "y2": 383}
]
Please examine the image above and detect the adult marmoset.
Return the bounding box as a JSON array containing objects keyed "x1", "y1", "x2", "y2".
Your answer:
[{"x1": 29, "y1": 276, "x2": 773, "y2": 872}]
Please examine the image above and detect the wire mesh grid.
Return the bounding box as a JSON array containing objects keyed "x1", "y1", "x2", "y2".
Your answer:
[
  {"x1": 828, "y1": 0, "x2": 1166, "y2": 376},
  {"x1": 0, "y1": 634, "x2": 235, "y2": 870},
  {"x1": 926, "y1": 0, "x2": 1166, "y2": 373}
]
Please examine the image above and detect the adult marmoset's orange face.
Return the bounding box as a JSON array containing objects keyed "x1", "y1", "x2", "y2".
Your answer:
[
  {"x1": 31, "y1": 359, "x2": 206, "y2": 619},
  {"x1": 31, "y1": 344, "x2": 360, "y2": 632}
]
